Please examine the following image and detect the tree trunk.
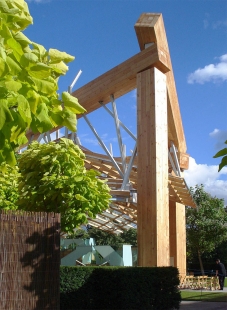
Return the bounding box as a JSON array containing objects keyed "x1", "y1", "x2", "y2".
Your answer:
[{"x1": 198, "y1": 249, "x2": 204, "y2": 275}]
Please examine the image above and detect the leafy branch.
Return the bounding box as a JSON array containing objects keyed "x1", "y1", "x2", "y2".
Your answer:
[
  {"x1": 0, "y1": 0, "x2": 86, "y2": 165},
  {"x1": 213, "y1": 140, "x2": 227, "y2": 172}
]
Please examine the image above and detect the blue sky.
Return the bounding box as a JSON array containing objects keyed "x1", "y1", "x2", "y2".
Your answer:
[{"x1": 25, "y1": 0, "x2": 227, "y2": 203}]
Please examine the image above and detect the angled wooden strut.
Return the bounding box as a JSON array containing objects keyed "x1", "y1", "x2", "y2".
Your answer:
[
  {"x1": 24, "y1": 43, "x2": 169, "y2": 148},
  {"x1": 22, "y1": 13, "x2": 193, "y2": 274},
  {"x1": 135, "y1": 13, "x2": 189, "y2": 272},
  {"x1": 135, "y1": 13, "x2": 187, "y2": 154}
]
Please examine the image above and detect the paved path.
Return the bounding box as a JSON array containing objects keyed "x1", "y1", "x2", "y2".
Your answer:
[
  {"x1": 180, "y1": 287, "x2": 227, "y2": 309},
  {"x1": 180, "y1": 300, "x2": 227, "y2": 309}
]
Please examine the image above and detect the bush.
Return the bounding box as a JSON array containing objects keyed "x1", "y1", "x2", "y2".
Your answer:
[{"x1": 60, "y1": 266, "x2": 181, "y2": 309}]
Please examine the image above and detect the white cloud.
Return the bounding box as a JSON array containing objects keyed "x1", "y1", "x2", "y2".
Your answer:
[
  {"x1": 184, "y1": 157, "x2": 227, "y2": 205},
  {"x1": 83, "y1": 138, "x2": 99, "y2": 146},
  {"x1": 209, "y1": 128, "x2": 227, "y2": 150},
  {"x1": 80, "y1": 133, "x2": 119, "y2": 147},
  {"x1": 219, "y1": 54, "x2": 227, "y2": 62},
  {"x1": 203, "y1": 19, "x2": 209, "y2": 29},
  {"x1": 203, "y1": 13, "x2": 210, "y2": 29},
  {"x1": 203, "y1": 13, "x2": 227, "y2": 30},
  {"x1": 212, "y1": 20, "x2": 227, "y2": 29},
  {"x1": 187, "y1": 54, "x2": 227, "y2": 84}
]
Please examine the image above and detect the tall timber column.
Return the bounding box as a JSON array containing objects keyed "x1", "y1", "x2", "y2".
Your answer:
[
  {"x1": 137, "y1": 67, "x2": 169, "y2": 266},
  {"x1": 169, "y1": 201, "x2": 186, "y2": 276}
]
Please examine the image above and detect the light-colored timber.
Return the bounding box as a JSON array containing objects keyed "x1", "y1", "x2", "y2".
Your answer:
[
  {"x1": 169, "y1": 201, "x2": 187, "y2": 276},
  {"x1": 135, "y1": 13, "x2": 186, "y2": 154},
  {"x1": 20, "y1": 13, "x2": 195, "y2": 275},
  {"x1": 137, "y1": 67, "x2": 169, "y2": 267}
]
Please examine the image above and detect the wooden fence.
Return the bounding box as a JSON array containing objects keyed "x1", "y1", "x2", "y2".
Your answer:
[{"x1": 0, "y1": 211, "x2": 60, "y2": 310}]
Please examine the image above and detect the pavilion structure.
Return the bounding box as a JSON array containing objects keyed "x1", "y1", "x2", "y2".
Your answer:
[{"x1": 23, "y1": 13, "x2": 195, "y2": 276}]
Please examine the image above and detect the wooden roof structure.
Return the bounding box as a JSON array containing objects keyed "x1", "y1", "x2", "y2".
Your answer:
[
  {"x1": 23, "y1": 13, "x2": 196, "y2": 237},
  {"x1": 81, "y1": 148, "x2": 195, "y2": 233}
]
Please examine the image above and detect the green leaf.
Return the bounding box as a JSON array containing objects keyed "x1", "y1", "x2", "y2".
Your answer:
[
  {"x1": 20, "y1": 52, "x2": 38, "y2": 68},
  {"x1": 5, "y1": 80, "x2": 22, "y2": 92},
  {"x1": 213, "y1": 148, "x2": 227, "y2": 158},
  {"x1": 62, "y1": 110, "x2": 77, "y2": 132},
  {"x1": 0, "y1": 99, "x2": 13, "y2": 129},
  {"x1": 7, "y1": 37, "x2": 24, "y2": 62},
  {"x1": 49, "y1": 110, "x2": 63, "y2": 126},
  {"x1": 62, "y1": 91, "x2": 86, "y2": 114},
  {"x1": 35, "y1": 102, "x2": 53, "y2": 132},
  {"x1": 1, "y1": 143, "x2": 16, "y2": 166},
  {"x1": 0, "y1": 57, "x2": 9, "y2": 77},
  {"x1": 0, "y1": 1, "x2": 19, "y2": 15},
  {"x1": 49, "y1": 61, "x2": 68, "y2": 75},
  {"x1": 0, "y1": 45, "x2": 7, "y2": 61},
  {"x1": 0, "y1": 23, "x2": 12, "y2": 41},
  {"x1": 31, "y1": 76, "x2": 57, "y2": 95},
  {"x1": 6, "y1": 55, "x2": 22, "y2": 75},
  {"x1": 218, "y1": 156, "x2": 227, "y2": 172},
  {"x1": 49, "y1": 49, "x2": 75, "y2": 63},
  {"x1": 31, "y1": 42, "x2": 47, "y2": 59},
  {"x1": 2, "y1": 110, "x2": 26, "y2": 143},
  {"x1": 29, "y1": 63, "x2": 51, "y2": 79},
  {"x1": 0, "y1": 132, "x2": 5, "y2": 149},
  {"x1": 13, "y1": 31, "x2": 31, "y2": 47},
  {"x1": 17, "y1": 94, "x2": 31, "y2": 125},
  {"x1": 25, "y1": 89, "x2": 39, "y2": 114}
]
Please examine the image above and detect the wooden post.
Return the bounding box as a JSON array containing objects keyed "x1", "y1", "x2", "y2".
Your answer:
[
  {"x1": 137, "y1": 67, "x2": 169, "y2": 266},
  {"x1": 169, "y1": 201, "x2": 187, "y2": 275}
]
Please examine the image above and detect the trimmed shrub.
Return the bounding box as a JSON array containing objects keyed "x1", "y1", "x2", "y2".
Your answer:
[{"x1": 60, "y1": 266, "x2": 181, "y2": 309}]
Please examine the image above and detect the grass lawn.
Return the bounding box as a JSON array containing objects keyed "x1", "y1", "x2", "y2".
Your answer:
[
  {"x1": 181, "y1": 278, "x2": 227, "y2": 302},
  {"x1": 180, "y1": 291, "x2": 227, "y2": 302},
  {"x1": 181, "y1": 279, "x2": 227, "y2": 302}
]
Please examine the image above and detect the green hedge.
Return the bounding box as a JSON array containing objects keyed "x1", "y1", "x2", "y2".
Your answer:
[{"x1": 60, "y1": 266, "x2": 181, "y2": 309}]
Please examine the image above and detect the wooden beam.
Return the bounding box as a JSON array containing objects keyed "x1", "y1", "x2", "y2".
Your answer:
[
  {"x1": 179, "y1": 152, "x2": 189, "y2": 170},
  {"x1": 137, "y1": 67, "x2": 169, "y2": 267},
  {"x1": 72, "y1": 43, "x2": 169, "y2": 115},
  {"x1": 110, "y1": 190, "x2": 130, "y2": 197},
  {"x1": 24, "y1": 44, "x2": 169, "y2": 145},
  {"x1": 169, "y1": 201, "x2": 187, "y2": 276},
  {"x1": 134, "y1": 13, "x2": 187, "y2": 153}
]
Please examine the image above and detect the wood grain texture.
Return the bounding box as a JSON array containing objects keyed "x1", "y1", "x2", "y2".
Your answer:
[
  {"x1": 169, "y1": 201, "x2": 187, "y2": 276},
  {"x1": 72, "y1": 43, "x2": 169, "y2": 116},
  {"x1": 135, "y1": 13, "x2": 187, "y2": 153},
  {"x1": 137, "y1": 67, "x2": 169, "y2": 267}
]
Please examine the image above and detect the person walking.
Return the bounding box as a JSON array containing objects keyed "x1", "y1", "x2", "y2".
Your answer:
[{"x1": 215, "y1": 259, "x2": 226, "y2": 290}]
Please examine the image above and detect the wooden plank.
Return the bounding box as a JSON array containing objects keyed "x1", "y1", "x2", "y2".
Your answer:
[
  {"x1": 110, "y1": 190, "x2": 130, "y2": 197},
  {"x1": 169, "y1": 201, "x2": 187, "y2": 276},
  {"x1": 179, "y1": 152, "x2": 190, "y2": 170},
  {"x1": 72, "y1": 43, "x2": 169, "y2": 116},
  {"x1": 110, "y1": 205, "x2": 137, "y2": 221},
  {"x1": 22, "y1": 44, "x2": 169, "y2": 146},
  {"x1": 134, "y1": 13, "x2": 187, "y2": 153},
  {"x1": 137, "y1": 67, "x2": 169, "y2": 267}
]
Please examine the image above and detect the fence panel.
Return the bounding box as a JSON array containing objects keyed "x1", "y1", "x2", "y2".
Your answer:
[{"x1": 0, "y1": 211, "x2": 60, "y2": 310}]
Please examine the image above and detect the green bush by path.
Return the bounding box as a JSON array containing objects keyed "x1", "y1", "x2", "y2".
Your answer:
[{"x1": 60, "y1": 266, "x2": 181, "y2": 310}]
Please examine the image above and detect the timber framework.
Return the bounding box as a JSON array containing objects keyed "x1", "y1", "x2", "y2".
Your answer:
[{"x1": 23, "y1": 13, "x2": 195, "y2": 274}]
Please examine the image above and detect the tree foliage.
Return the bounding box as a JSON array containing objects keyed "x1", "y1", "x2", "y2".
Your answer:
[
  {"x1": 0, "y1": 162, "x2": 19, "y2": 209},
  {"x1": 81, "y1": 226, "x2": 138, "y2": 248},
  {"x1": 0, "y1": 0, "x2": 85, "y2": 165},
  {"x1": 87, "y1": 226, "x2": 123, "y2": 249},
  {"x1": 186, "y1": 185, "x2": 227, "y2": 272},
  {"x1": 17, "y1": 139, "x2": 111, "y2": 232},
  {"x1": 213, "y1": 140, "x2": 227, "y2": 172},
  {"x1": 120, "y1": 228, "x2": 137, "y2": 246}
]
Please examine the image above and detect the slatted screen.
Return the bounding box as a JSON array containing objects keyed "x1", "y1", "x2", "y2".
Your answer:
[{"x1": 0, "y1": 211, "x2": 60, "y2": 310}]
